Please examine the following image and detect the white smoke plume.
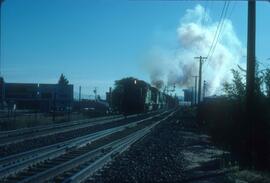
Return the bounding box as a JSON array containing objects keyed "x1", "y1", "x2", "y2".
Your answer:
[{"x1": 148, "y1": 4, "x2": 245, "y2": 94}]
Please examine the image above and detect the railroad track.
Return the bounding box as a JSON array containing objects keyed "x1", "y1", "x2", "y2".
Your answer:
[
  {"x1": 0, "y1": 115, "x2": 124, "y2": 146},
  {"x1": 0, "y1": 110, "x2": 172, "y2": 182},
  {"x1": 0, "y1": 111, "x2": 163, "y2": 167},
  {"x1": 0, "y1": 111, "x2": 160, "y2": 158},
  {"x1": 0, "y1": 111, "x2": 160, "y2": 146}
]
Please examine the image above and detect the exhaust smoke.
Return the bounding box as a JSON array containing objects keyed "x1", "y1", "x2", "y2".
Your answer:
[{"x1": 148, "y1": 4, "x2": 245, "y2": 94}]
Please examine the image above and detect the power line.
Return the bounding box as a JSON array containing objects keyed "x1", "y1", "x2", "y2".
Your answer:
[
  {"x1": 206, "y1": 1, "x2": 227, "y2": 59},
  {"x1": 204, "y1": 1, "x2": 231, "y2": 74},
  {"x1": 208, "y1": 1, "x2": 230, "y2": 62}
]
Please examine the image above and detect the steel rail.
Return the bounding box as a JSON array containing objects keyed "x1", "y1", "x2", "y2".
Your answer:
[
  {"x1": 0, "y1": 111, "x2": 160, "y2": 146},
  {"x1": 65, "y1": 110, "x2": 176, "y2": 183},
  {"x1": 0, "y1": 111, "x2": 167, "y2": 180},
  {"x1": 0, "y1": 115, "x2": 121, "y2": 138},
  {"x1": 17, "y1": 111, "x2": 175, "y2": 183}
]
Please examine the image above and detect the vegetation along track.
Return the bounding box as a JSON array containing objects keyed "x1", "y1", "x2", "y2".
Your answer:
[{"x1": 0, "y1": 110, "x2": 173, "y2": 182}]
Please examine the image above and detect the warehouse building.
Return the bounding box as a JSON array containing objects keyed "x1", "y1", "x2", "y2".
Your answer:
[{"x1": 0, "y1": 77, "x2": 73, "y2": 112}]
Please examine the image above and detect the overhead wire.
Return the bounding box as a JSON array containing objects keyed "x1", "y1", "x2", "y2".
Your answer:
[
  {"x1": 202, "y1": 1, "x2": 228, "y2": 75},
  {"x1": 207, "y1": 1, "x2": 231, "y2": 62},
  {"x1": 204, "y1": 1, "x2": 232, "y2": 76},
  {"x1": 206, "y1": 1, "x2": 228, "y2": 60}
]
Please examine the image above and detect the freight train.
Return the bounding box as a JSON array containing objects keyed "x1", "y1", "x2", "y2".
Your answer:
[
  {"x1": 145, "y1": 86, "x2": 177, "y2": 111},
  {"x1": 137, "y1": 86, "x2": 178, "y2": 113},
  {"x1": 109, "y1": 78, "x2": 178, "y2": 114}
]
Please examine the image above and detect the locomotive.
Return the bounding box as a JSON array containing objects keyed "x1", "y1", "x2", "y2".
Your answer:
[
  {"x1": 109, "y1": 78, "x2": 178, "y2": 114},
  {"x1": 146, "y1": 86, "x2": 178, "y2": 111}
]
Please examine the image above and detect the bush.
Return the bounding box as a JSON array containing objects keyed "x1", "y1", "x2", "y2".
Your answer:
[{"x1": 198, "y1": 96, "x2": 270, "y2": 169}]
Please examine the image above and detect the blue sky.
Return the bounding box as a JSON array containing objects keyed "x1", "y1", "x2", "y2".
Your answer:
[{"x1": 1, "y1": 0, "x2": 270, "y2": 98}]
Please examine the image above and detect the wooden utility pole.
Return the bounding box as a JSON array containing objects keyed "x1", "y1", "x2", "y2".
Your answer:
[
  {"x1": 93, "y1": 87, "x2": 97, "y2": 101},
  {"x1": 194, "y1": 56, "x2": 207, "y2": 103},
  {"x1": 246, "y1": 1, "x2": 256, "y2": 114},
  {"x1": 0, "y1": 0, "x2": 4, "y2": 77},
  {"x1": 246, "y1": 0, "x2": 256, "y2": 166},
  {"x1": 79, "y1": 86, "x2": 81, "y2": 101},
  {"x1": 191, "y1": 87, "x2": 194, "y2": 105},
  {"x1": 192, "y1": 76, "x2": 198, "y2": 104},
  {"x1": 203, "y1": 80, "x2": 207, "y2": 98},
  {"x1": 79, "y1": 86, "x2": 81, "y2": 112}
]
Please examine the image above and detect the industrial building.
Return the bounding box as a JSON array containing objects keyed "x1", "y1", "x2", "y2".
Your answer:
[
  {"x1": 0, "y1": 77, "x2": 73, "y2": 112},
  {"x1": 183, "y1": 89, "x2": 193, "y2": 102}
]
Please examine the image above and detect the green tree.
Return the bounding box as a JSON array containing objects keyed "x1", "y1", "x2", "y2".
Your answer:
[
  {"x1": 255, "y1": 64, "x2": 264, "y2": 97},
  {"x1": 221, "y1": 66, "x2": 270, "y2": 169},
  {"x1": 58, "y1": 74, "x2": 69, "y2": 85},
  {"x1": 223, "y1": 69, "x2": 245, "y2": 100},
  {"x1": 264, "y1": 68, "x2": 270, "y2": 97},
  {"x1": 223, "y1": 65, "x2": 264, "y2": 99}
]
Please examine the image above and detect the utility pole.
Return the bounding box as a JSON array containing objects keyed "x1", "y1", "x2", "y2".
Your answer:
[
  {"x1": 192, "y1": 76, "x2": 198, "y2": 104},
  {"x1": 79, "y1": 86, "x2": 81, "y2": 101},
  {"x1": 194, "y1": 56, "x2": 207, "y2": 103},
  {"x1": 109, "y1": 87, "x2": 112, "y2": 109},
  {"x1": 246, "y1": 1, "x2": 256, "y2": 113},
  {"x1": 203, "y1": 80, "x2": 207, "y2": 99},
  {"x1": 0, "y1": 0, "x2": 4, "y2": 77},
  {"x1": 191, "y1": 87, "x2": 194, "y2": 105},
  {"x1": 79, "y1": 86, "x2": 81, "y2": 112},
  {"x1": 246, "y1": 0, "x2": 256, "y2": 166},
  {"x1": 93, "y1": 87, "x2": 97, "y2": 101},
  {"x1": 0, "y1": 1, "x2": 5, "y2": 109}
]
